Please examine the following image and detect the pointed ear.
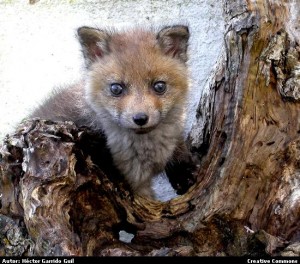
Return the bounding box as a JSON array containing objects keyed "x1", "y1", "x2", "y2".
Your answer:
[
  {"x1": 77, "y1": 26, "x2": 111, "y2": 67},
  {"x1": 157, "y1": 25, "x2": 190, "y2": 63}
]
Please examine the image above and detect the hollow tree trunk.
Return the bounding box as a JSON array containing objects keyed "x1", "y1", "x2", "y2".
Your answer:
[{"x1": 0, "y1": 0, "x2": 299, "y2": 257}]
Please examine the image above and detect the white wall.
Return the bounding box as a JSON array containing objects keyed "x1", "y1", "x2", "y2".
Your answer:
[{"x1": 0, "y1": 0, "x2": 224, "y2": 139}]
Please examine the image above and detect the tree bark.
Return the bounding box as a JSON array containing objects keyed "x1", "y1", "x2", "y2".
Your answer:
[{"x1": 0, "y1": 0, "x2": 299, "y2": 257}]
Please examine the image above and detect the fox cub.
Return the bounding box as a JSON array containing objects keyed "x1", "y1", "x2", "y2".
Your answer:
[{"x1": 31, "y1": 25, "x2": 195, "y2": 199}]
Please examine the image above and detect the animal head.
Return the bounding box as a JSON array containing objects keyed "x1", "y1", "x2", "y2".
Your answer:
[{"x1": 78, "y1": 25, "x2": 190, "y2": 133}]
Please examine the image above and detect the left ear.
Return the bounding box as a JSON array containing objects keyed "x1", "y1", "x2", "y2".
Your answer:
[
  {"x1": 157, "y1": 25, "x2": 190, "y2": 63},
  {"x1": 77, "y1": 26, "x2": 111, "y2": 68}
]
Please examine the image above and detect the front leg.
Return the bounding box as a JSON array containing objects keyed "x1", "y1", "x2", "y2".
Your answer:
[{"x1": 165, "y1": 141, "x2": 197, "y2": 195}]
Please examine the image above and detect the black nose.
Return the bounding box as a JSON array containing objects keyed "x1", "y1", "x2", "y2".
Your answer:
[{"x1": 133, "y1": 113, "x2": 149, "y2": 126}]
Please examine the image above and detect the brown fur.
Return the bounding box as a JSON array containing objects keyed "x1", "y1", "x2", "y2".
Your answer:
[{"x1": 30, "y1": 25, "x2": 195, "y2": 199}]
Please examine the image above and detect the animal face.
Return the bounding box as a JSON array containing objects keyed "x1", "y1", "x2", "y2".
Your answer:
[{"x1": 78, "y1": 26, "x2": 190, "y2": 133}]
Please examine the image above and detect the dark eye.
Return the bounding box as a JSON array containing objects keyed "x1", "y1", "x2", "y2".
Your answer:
[
  {"x1": 153, "y1": 81, "x2": 167, "y2": 95},
  {"x1": 110, "y1": 83, "x2": 124, "y2": 96}
]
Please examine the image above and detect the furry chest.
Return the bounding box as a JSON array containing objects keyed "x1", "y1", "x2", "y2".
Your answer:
[{"x1": 107, "y1": 129, "x2": 178, "y2": 177}]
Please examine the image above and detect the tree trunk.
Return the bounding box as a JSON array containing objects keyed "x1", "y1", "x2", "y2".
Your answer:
[{"x1": 0, "y1": 0, "x2": 299, "y2": 257}]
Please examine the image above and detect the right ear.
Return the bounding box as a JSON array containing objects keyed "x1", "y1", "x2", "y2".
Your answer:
[
  {"x1": 157, "y1": 25, "x2": 189, "y2": 63},
  {"x1": 77, "y1": 26, "x2": 111, "y2": 68}
]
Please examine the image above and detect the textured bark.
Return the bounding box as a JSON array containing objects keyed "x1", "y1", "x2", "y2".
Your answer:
[{"x1": 0, "y1": 0, "x2": 299, "y2": 257}]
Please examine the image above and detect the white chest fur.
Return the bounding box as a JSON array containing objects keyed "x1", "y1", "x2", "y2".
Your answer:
[{"x1": 103, "y1": 120, "x2": 183, "y2": 196}]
